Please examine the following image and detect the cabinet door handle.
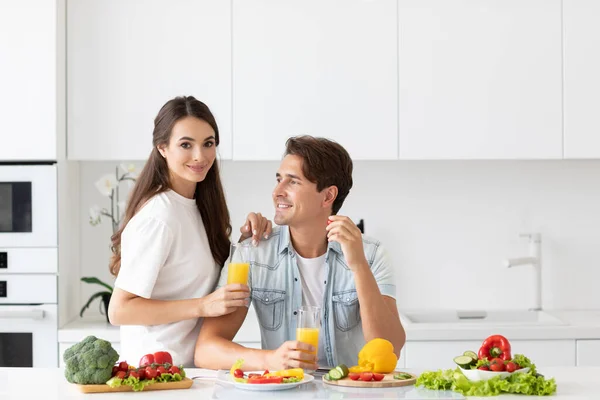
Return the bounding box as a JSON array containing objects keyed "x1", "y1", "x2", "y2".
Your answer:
[{"x1": 0, "y1": 307, "x2": 45, "y2": 320}]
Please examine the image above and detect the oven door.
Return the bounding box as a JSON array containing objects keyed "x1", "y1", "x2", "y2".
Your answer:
[
  {"x1": 0, "y1": 304, "x2": 58, "y2": 367},
  {"x1": 0, "y1": 164, "x2": 57, "y2": 248}
]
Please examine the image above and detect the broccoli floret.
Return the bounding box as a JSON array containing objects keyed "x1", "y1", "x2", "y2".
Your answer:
[{"x1": 64, "y1": 335, "x2": 119, "y2": 384}]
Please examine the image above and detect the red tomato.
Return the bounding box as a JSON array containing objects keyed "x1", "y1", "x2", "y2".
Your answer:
[
  {"x1": 505, "y1": 362, "x2": 517, "y2": 373},
  {"x1": 490, "y1": 358, "x2": 506, "y2": 372},
  {"x1": 233, "y1": 369, "x2": 244, "y2": 379},
  {"x1": 115, "y1": 370, "x2": 126, "y2": 380},
  {"x1": 111, "y1": 366, "x2": 120, "y2": 376},
  {"x1": 348, "y1": 373, "x2": 360, "y2": 381},
  {"x1": 247, "y1": 376, "x2": 284, "y2": 384},
  {"x1": 478, "y1": 366, "x2": 490, "y2": 371},
  {"x1": 137, "y1": 369, "x2": 146, "y2": 380},
  {"x1": 360, "y1": 372, "x2": 374, "y2": 382},
  {"x1": 169, "y1": 366, "x2": 180, "y2": 375},
  {"x1": 153, "y1": 351, "x2": 173, "y2": 365},
  {"x1": 118, "y1": 361, "x2": 129, "y2": 372},
  {"x1": 263, "y1": 370, "x2": 270, "y2": 375},
  {"x1": 156, "y1": 366, "x2": 167, "y2": 376},
  {"x1": 248, "y1": 373, "x2": 262, "y2": 378},
  {"x1": 372, "y1": 373, "x2": 385, "y2": 381},
  {"x1": 139, "y1": 354, "x2": 155, "y2": 367},
  {"x1": 129, "y1": 371, "x2": 140, "y2": 380},
  {"x1": 145, "y1": 367, "x2": 158, "y2": 380}
]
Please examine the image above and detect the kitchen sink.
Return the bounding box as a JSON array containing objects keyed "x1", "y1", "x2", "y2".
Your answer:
[{"x1": 400, "y1": 310, "x2": 565, "y2": 326}]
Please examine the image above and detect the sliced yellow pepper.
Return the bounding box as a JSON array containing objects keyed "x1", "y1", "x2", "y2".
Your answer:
[{"x1": 265, "y1": 368, "x2": 304, "y2": 379}]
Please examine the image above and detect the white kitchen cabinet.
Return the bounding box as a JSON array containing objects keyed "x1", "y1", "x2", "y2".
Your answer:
[
  {"x1": 67, "y1": 0, "x2": 232, "y2": 160},
  {"x1": 576, "y1": 340, "x2": 600, "y2": 366},
  {"x1": 0, "y1": 0, "x2": 56, "y2": 161},
  {"x1": 232, "y1": 0, "x2": 398, "y2": 160},
  {"x1": 404, "y1": 340, "x2": 576, "y2": 369},
  {"x1": 398, "y1": 0, "x2": 562, "y2": 160},
  {"x1": 563, "y1": 0, "x2": 600, "y2": 158}
]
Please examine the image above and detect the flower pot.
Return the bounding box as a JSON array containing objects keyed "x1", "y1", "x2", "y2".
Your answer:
[{"x1": 101, "y1": 293, "x2": 111, "y2": 323}]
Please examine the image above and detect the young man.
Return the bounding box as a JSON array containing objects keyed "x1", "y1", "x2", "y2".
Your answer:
[{"x1": 195, "y1": 136, "x2": 405, "y2": 370}]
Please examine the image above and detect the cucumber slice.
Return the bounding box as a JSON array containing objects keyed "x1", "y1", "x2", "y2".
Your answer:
[
  {"x1": 394, "y1": 373, "x2": 413, "y2": 380},
  {"x1": 463, "y1": 351, "x2": 478, "y2": 362},
  {"x1": 454, "y1": 355, "x2": 475, "y2": 368},
  {"x1": 335, "y1": 364, "x2": 349, "y2": 378},
  {"x1": 327, "y1": 368, "x2": 343, "y2": 381}
]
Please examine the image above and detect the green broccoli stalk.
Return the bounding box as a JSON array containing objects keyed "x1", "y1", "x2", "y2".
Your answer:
[{"x1": 64, "y1": 335, "x2": 119, "y2": 384}]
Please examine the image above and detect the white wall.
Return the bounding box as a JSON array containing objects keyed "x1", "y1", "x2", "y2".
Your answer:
[{"x1": 75, "y1": 159, "x2": 600, "y2": 322}]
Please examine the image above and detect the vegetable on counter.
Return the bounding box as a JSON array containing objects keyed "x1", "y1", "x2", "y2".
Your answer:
[
  {"x1": 348, "y1": 338, "x2": 398, "y2": 374},
  {"x1": 478, "y1": 334, "x2": 512, "y2": 361},
  {"x1": 64, "y1": 335, "x2": 120, "y2": 385}
]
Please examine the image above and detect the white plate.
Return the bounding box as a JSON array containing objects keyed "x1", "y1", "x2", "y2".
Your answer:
[
  {"x1": 459, "y1": 366, "x2": 530, "y2": 381},
  {"x1": 216, "y1": 370, "x2": 315, "y2": 391}
]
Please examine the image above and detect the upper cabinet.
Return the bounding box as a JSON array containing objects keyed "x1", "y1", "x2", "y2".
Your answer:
[
  {"x1": 231, "y1": 0, "x2": 398, "y2": 160},
  {"x1": 0, "y1": 1, "x2": 56, "y2": 161},
  {"x1": 67, "y1": 0, "x2": 232, "y2": 160},
  {"x1": 563, "y1": 0, "x2": 600, "y2": 158},
  {"x1": 398, "y1": 0, "x2": 563, "y2": 160}
]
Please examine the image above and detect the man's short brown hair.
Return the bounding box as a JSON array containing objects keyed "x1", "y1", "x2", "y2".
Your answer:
[{"x1": 284, "y1": 135, "x2": 353, "y2": 215}]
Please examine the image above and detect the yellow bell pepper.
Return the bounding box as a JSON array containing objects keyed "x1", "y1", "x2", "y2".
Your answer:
[
  {"x1": 350, "y1": 338, "x2": 398, "y2": 374},
  {"x1": 265, "y1": 368, "x2": 304, "y2": 379}
]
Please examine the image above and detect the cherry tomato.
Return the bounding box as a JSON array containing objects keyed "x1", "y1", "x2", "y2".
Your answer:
[
  {"x1": 115, "y1": 370, "x2": 126, "y2": 380},
  {"x1": 360, "y1": 372, "x2": 373, "y2": 382},
  {"x1": 168, "y1": 366, "x2": 180, "y2": 375},
  {"x1": 478, "y1": 365, "x2": 490, "y2": 371},
  {"x1": 156, "y1": 366, "x2": 167, "y2": 376},
  {"x1": 490, "y1": 358, "x2": 506, "y2": 372},
  {"x1": 372, "y1": 373, "x2": 385, "y2": 381},
  {"x1": 505, "y1": 361, "x2": 517, "y2": 373},
  {"x1": 145, "y1": 367, "x2": 158, "y2": 380},
  {"x1": 112, "y1": 366, "x2": 120, "y2": 376},
  {"x1": 348, "y1": 373, "x2": 360, "y2": 381},
  {"x1": 233, "y1": 369, "x2": 244, "y2": 379},
  {"x1": 137, "y1": 369, "x2": 146, "y2": 380},
  {"x1": 118, "y1": 361, "x2": 129, "y2": 372},
  {"x1": 129, "y1": 371, "x2": 140, "y2": 379}
]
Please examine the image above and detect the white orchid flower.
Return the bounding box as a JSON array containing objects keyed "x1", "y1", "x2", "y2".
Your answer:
[
  {"x1": 95, "y1": 174, "x2": 118, "y2": 197},
  {"x1": 120, "y1": 163, "x2": 138, "y2": 178},
  {"x1": 89, "y1": 205, "x2": 102, "y2": 226}
]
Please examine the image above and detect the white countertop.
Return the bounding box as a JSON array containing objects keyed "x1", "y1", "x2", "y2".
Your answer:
[
  {"x1": 59, "y1": 310, "x2": 600, "y2": 343},
  {"x1": 0, "y1": 367, "x2": 597, "y2": 399}
]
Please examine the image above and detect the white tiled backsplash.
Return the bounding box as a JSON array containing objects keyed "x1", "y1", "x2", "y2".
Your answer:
[{"x1": 76, "y1": 159, "x2": 600, "y2": 321}]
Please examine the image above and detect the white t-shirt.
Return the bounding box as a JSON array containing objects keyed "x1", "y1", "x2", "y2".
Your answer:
[
  {"x1": 295, "y1": 251, "x2": 327, "y2": 366},
  {"x1": 114, "y1": 190, "x2": 219, "y2": 367}
]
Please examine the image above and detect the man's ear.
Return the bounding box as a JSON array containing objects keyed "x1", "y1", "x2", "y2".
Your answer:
[{"x1": 322, "y1": 186, "x2": 338, "y2": 209}]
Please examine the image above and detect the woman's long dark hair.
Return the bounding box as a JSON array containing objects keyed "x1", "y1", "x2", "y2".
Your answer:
[{"x1": 109, "y1": 96, "x2": 231, "y2": 276}]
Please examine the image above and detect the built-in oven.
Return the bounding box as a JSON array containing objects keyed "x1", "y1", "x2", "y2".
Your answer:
[{"x1": 0, "y1": 163, "x2": 58, "y2": 367}]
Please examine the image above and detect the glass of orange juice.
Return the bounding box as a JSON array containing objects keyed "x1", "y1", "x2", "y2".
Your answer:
[
  {"x1": 227, "y1": 242, "x2": 252, "y2": 286},
  {"x1": 296, "y1": 305, "x2": 320, "y2": 373}
]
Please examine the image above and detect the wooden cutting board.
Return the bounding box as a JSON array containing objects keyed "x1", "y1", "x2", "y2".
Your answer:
[
  {"x1": 322, "y1": 371, "x2": 417, "y2": 388},
  {"x1": 75, "y1": 378, "x2": 193, "y2": 393}
]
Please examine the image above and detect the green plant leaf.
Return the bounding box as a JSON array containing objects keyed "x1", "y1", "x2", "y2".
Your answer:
[
  {"x1": 79, "y1": 291, "x2": 111, "y2": 317},
  {"x1": 81, "y1": 277, "x2": 113, "y2": 292}
]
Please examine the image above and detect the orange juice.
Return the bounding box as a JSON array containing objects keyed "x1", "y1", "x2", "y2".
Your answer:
[
  {"x1": 296, "y1": 327, "x2": 319, "y2": 356},
  {"x1": 227, "y1": 262, "x2": 250, "y2": 285}
]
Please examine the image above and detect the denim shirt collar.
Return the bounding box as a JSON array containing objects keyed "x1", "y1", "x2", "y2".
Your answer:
[{"x1": 277, "y1": 225, "x2": 343, "y2": 256}]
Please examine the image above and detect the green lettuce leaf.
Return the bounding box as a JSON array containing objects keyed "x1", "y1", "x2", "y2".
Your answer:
[{"x1": 416, "y1": 367, "x2": 557, "y2": 396}]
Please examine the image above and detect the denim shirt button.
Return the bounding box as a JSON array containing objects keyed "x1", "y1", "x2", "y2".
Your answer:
[
  {"x1": 293, "y1": 311, "x2": 297, "y2": 315},
  {"x1": 265, "y1": 298, "x2": 269, "y2": 302}
]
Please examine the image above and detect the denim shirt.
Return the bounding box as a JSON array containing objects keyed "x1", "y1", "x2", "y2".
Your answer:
[{"x1": 218, "y1": 225, "x2": 396, "y2": 367}]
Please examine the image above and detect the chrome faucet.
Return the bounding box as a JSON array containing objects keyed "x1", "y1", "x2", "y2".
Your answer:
[{"x1": 504, "y1": 233, "x2": 542, "y2": 311}]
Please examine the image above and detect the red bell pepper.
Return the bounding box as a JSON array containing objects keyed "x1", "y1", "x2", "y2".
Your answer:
[{"x1": 478, "y1": 334, "x2": 512, "y2": 361}]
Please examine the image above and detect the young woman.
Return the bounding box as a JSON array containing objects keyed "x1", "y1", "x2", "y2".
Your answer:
[{"x1": 108, "y1": 96, "x2": 271, "y2": 367}]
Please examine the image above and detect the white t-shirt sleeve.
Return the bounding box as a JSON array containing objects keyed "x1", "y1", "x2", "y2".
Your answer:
[{"x1": 115, "y1": 217, "x2": 174, "y2": 298}]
